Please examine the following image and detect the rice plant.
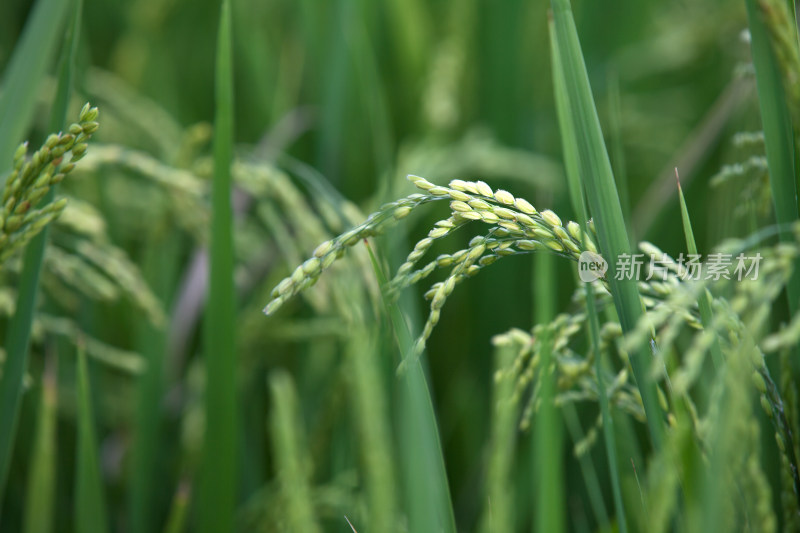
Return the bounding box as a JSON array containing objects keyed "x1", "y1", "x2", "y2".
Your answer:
[{"x1": 2, "y1": 0, "x2": 800, "y2": 531}]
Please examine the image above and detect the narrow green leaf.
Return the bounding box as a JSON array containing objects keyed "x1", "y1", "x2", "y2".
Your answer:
[
  {"x1": 0, "y1": 0, "x2": 81, "y2": 505},
  {"x1": 198, "y1": 0, "x2": 238, "y2": 531},
  {"x1": 0, "y1": 0, "x2": 71, "y2": 176},
  {"x1": 130, "y1": 229, "x2": 180, "y2": 533},
  {"x1": 745, "y1": 0, "x2": 800, "y2": 367},
  {"x1": 550, "y1": 0, "x2": 664, "y2": 448},
  {"x1": 676, "y1": 172, "x2": 723, "y2": 369},
  {"x1": 550, "y1": 15, "x2": 627, "y2": 531},
  {"x1": 534, "y1": 325, "x2": 564, "y2": 533},
  {"x1": 363, "y1": 241, "x2": 457, "y2": 533},
  {"x1": 23, "y1": 357, "x2": 57, "y2": 533},
  {"x1": 75, "y1": 345, "x2": 110, "y2": 533}
]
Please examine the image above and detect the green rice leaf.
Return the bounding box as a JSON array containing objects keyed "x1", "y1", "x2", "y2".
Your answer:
[
  {"x1": 0, "y1": 0, "x2": 71, "y2": 176},
  {"x1": 75, "y1": 345, "x2": 110, "y2": 533},
  {"x1": 549, "y1": 0, "x2": 664, "y2": 448},
  {"x1": 0, "y1": 0, "x2": 81, "y2": 504},
  {"x1": 198, "y1": 1, "x2": 238, "y2": 531}
]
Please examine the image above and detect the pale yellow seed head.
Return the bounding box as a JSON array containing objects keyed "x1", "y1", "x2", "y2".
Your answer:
[
  {"x1": 480, "y1": 211, "x2": 500, "y2": 223},
  {"x1": 429, "y1": 227, "x2": 449, "y2": 239},
  {"x1": 517, "y1": 240, "x2": 541, "y2": 251},
  {"x1": 432, "y1": 285, "x2": 448, "y2": 310},
  {"x1": 322, "y1": 253, "x2": 337, "y2": 269},
  {"x1": 567, "y1": 221, "x2": 582, "y2": 241},
  {"x1": 429, "y1": 186, "x2": 450, "y2": 196},
  {"x1": 450, "y1": 200, "x2": 471, "y2": 212},
  {"x1": 493, "y1": 207, "x2": 516, "y2": 220},
  {"x1": 449, "y1": 179, "x2": 469, "y2": 191},
  {"x1": 541, "y1": 210, "x2": 562, "y2": 227},
  {"x1": 514, "y1": 197, "x2": 537, "y2": 214},
  {"x1": 436, "y1": 218, "x2": 455, "y2": 228},
  {"x1": 498, "y1": 221, "x2": 521, "y2": 233},
  {"x1": 448, "y1": 189, "x2": 471, "y2": 202},
  {"x1": 476, "y1": 180, "x2": 493, "y2": 197},
  {"x1": 494, "y1": 189, "x2": 515, "y2": 205},
  {"x1": 459, "y1": 181, "x2": 480, "y2": 194},
  {"x1": 436, "y1": 254, "x2": 453, "y2": 267},
  {"x1": 515, "y1": 213, "x2": 536, "y2": 227},
  {"x1": 274, "y1": 277, "x2": 292, "y2": 296},
  {"x1": 468, "y1": 244, "x2": 486, "y2": 260},
  {"x1": 563, "y1": 240, "x2": 581, "y2": 254},
  {"x1": 544, "y1": 240, "x2": 564, "y2": 252},
  {"x1": 553, "y1": 226, "x2": 570, "y2": 241},
  {"x1": 302, "y1": 257, "x2": 321, "y2": 275},
  {"x1": 408, "y1": 174, "x2": 434, "y2": 190},
  {"x1": 468, "y1": 198, "x2": 491, "y2": 210},
  {"x1": 444, "y1": 276, "x2": 456, "y2": 295},
  {"x1": 313, "y1": 240, "x2": 333, "y2": 258},
  {"x1": 264, "y1": 297, "x2": 284, "y2": 315},
  {"x1": 414, "y1": 237, "x2": 434, "y2": 251},
  {"x1": 394, "y1": 206, "x2": 412, "y2": 219},
  {"x1": 458, "y1": 211, "x2": 482, "y2": 221}
]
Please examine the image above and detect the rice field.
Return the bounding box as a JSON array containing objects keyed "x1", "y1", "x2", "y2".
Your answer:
[{"x1": 1, "y1": 0, "x2": 800, "y2": 532}]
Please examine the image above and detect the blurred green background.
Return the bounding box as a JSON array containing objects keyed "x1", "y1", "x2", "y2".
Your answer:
[{"x1": 0, "y1": 0, "x2": 771, "y2": 531}]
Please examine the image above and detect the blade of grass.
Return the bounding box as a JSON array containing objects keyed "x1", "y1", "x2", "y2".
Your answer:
[
  {"x1": 534, "y1": 324, "x2": 564, "y2": 533},
  {"x1": 550, "y1": 16, "x2": 627, "y2": 531},
  {"x1": 606, "y1": 70, "x2": 630, "y2": 237},
  {"x1": 268, "y1": 371, "x2": 321, "y2": 533},
  {"x1": 198, "y1": 1, "x2": 238, "y2": 532},
  {"x1": 549, "y1": 0, "x2": 664, "y2": 448},
  {"x1": 676, "y1": 170, "x2": 723, "y2": 369},
  {"x1": 0, "y1": 0, "x2": 81, "y2": 506},
  {"x1": 23, "y1": 354, "x2": 58, "y2": 533},
  {"x1": 130, "y1": 228, "x2": 180, "y2": 533},
  {"x1": 363, "y1": 241, "x2": 457, "y2": 533},
  {"x1": 532, "y1": 253, "x2": 564, "y2": 533},
  {"x1": 75, "y1": 343, "x2": 110, "y2": 533},
  {"x1": 745, "y1": 0, "x2": 800, "y2": 372},
  {"x1": 0, "y1": 0, "x2": 71, "y2": 176}
]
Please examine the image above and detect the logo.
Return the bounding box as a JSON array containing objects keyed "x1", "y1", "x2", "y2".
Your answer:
[{"x1": 578, "y1": 251, "x2": 608, "y2": 282}]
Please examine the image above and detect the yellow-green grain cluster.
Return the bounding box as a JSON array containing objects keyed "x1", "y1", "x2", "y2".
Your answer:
[{"x1": 0, "y1": 103, "x2": 98, "y2": 265}]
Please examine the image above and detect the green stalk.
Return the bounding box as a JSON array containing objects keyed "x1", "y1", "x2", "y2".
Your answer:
[
  {"x1": 745, "y1": 0, "x2": 800, "y2": 365},
  {"x1": 0, "y1": 0, "x2": 71, "y2": 175},
  {"x1": 549, "y1": 0, "x2": 664, "y2": 448},
  {"x1": 532, "y1": 253, "x2": 564, "y2": 533},
  {"x1": 75, "y1": 345, "x2": 110, "y2": 533},
  {"x1": 23, "y1": 356, "x2": 57, "y2": 533},
  {"x1": 364, "y1": 242, "x2": 457, "y2": 533},
  {"x1": 130, "y1": 228, "x2": 180, "y2": 533},
  {"x1": 534, "y1": 324, "x2": 564, "y2": 533},
  {"x1": 198, "y1": 1, "x2": 238, "y2": 532},
  {"x1": 550, "y1": 16, "x2": 628, "y2": 531},
  {"x1": 0, "y1": 0, "x2": 81, "y2": 506}
]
